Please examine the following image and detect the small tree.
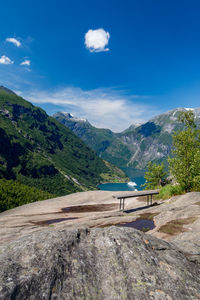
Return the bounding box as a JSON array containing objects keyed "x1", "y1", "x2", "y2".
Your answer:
[
  {"x1": 168, "y1": 111, "x2": 200, "y2": 192},
  {"x1": 143, "y1": 162, "x2": 167, "y2": 190}
]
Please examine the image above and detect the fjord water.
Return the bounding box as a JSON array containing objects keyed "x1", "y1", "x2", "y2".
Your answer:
[{"x1": 98, "y1": 168, "x2": 145, "y2": 191}]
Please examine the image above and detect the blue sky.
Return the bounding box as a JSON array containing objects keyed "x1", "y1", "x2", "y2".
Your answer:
[{"x1": 0, "y1": 0, "x2": 200, "y2": 131}]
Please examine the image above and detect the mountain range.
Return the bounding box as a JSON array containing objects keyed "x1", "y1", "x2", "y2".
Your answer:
[
  {"x1": 54, "y1": 108, "x2": 200, "y2": 170},
  {"x1": 1, "y1": 84, "x2": 199, "y2": 197},
  {"x1": 0, "y1": 87, "x2": 127, "y2": 198}
]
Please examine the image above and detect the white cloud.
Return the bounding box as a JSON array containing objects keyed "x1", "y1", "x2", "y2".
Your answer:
[
  {"x1": 23, "y1": 87, "x2": 160, "y2": 132},
  {"x1": 20, "y1": 60, "x2": 31, "y2": 66},
  {"x1": 6, "y1": 37, "x2": 21, "y2": 47},
  {"x1": 0, "y1": 55, "x2": 14, "y2": 65},
  {"x1": 85, "y1": 28, "x2": 110, "y2": 52}
]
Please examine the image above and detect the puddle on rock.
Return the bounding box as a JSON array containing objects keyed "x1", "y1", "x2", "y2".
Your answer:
[
  {"x1": 92, "y1": 212, "x2": 159, "y2": 231},
  {"x1": 117, "y1": 218, "x2": 155, "y2": 232},
  {"x1": 62, "y1": 203, "x2": 118, "y2": 213},
  {"x1": 116, "y1": 212, "x2": 158, "y2": 232},
  {"x1": 32, "y1": 217, "x2": 78, "y2": 226}
]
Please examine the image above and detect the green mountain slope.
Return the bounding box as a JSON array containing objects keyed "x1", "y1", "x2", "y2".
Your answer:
[
  {"x1": 0, "y1": 88, "x2": 127, "y2": 197},
  {"x1": 53, "y1": 112, "x2": 133, "y2": 168},
  {"x1": 54, "y1": 108, "x2": 200, "y2": 170},
  {"x1": 53, "y1": 112, "x2": 116, "y2": 155}
]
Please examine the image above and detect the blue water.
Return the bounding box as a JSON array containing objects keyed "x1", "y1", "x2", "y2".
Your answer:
[
  {"x1": 98, "y1": 168, "x2": 146, "y2": 192},
  {"x1": 117, "y1": 219, "x2": 155, "y2": 232}
]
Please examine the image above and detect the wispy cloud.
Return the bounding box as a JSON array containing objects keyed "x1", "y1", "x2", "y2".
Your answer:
[
  {"x1": 85, "y1": 28, "x2": 110, "y2": 52},
  {"x1": 20, "y1": 60, "x2": 31, "y2": 66},
  {"x1": 6, "y1": 37, "x2": 21, "y2": 47},
  {"x1": 0, "y1": 55, "x2": 14, "y2": 65},
  {"x1": 22, "y1": 87, "x2": 160, "y2": 132}
]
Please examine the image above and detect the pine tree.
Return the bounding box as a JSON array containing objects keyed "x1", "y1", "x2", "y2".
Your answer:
[{"x1": 143, "y1": 162, "x2": 167, "y2": 189}]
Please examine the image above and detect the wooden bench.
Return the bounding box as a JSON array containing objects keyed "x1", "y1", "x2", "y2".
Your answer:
[{"x1": 113, "y1": 189, "x2": 160, "y2": 211}]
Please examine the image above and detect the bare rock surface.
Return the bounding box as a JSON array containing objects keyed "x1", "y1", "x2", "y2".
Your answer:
[
  {"x1": 150, "y1": 192, "x2": 200, "y2": 256},
  {"x1": 0, "y1": 226, "x2": 200, "y2": 300},
  {"x1": 1, "y1": 191, "x2": 200, "y2": 299},
  {"x1": 0, "y1": 190, "x2": 147, "y2": 245},
  {"x1": 0, "y1": 191, "x2": 200, "y2": 255}
]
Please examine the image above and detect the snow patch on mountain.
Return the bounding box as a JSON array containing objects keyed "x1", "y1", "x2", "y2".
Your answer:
[
  {"x1": 60, "y1": 112, "x2": 88, "y2": 123},
  {"x1": 184, "y1": 108, "x2": 194, "y2": 111}
]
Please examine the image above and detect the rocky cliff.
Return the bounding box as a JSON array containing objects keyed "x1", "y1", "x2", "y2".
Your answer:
[
  {"x1": 0, "y1": 226, "x2": 200, "y2": 300},
  {"x1": 117, "y1": 107, "x2": 200, "y2": 169}
]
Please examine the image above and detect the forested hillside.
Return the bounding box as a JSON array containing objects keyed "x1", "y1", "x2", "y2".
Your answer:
[{"x1": 0, "y1": 87, "x2": 127, "y2": 206}]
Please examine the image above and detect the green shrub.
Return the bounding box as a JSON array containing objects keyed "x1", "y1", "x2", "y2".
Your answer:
[
  {"x1": 192, "y1": 175, "x2": 200, "y2": 191},
  {"x1": 158, "y1": 184, "x2": 184, "y2": 200},
  {"x1": 142, "y1": 162, "x2": 167, "y2": 190},
  {"x1": 0, "y1": 179, "x2": 54, "y2": 212}
]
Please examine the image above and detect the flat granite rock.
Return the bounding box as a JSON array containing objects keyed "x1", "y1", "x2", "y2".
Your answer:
[{"x1": 0, "y1": 226, "x2": 200, "y2": 300}]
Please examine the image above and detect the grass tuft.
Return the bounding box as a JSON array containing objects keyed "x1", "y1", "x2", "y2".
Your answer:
[
  {"x1": 158, "y1": 184, "x2": 185, "y2": 200},
  {"x1": 139, "y1": 212, "x2": 159, "y2": 220},
  {"x1": 158, "y1": 217, "x2": 197, "y2": 235}
]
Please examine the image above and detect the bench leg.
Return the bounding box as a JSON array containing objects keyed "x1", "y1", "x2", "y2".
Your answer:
[
  {"x1": 151, "y1": 194, "x2": 153, "y2": 205},
  {"x1": 119, "y1": 198, "x2": 125, "y2": 211}
]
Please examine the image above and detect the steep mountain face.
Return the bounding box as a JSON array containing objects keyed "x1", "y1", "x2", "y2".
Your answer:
[
  {"x1": 53, "y1": 112, "x2": 133, "y2": 168},
  {"x1": 116, "y1": 108, "x2": 200, "y2": 169},
  {"x1": 54, "y1": 108, "x2": 200, "y2": 170},
  {"x1": 53, "y1": 112, "x2": 116, "y2": 155},
  {"x1": 0, "y1": 88, "x2": 127, "y2": 196}
]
